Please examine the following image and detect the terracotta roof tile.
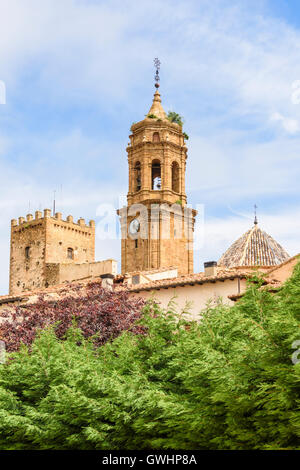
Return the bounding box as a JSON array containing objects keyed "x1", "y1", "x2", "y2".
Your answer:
[
  {"x1": 0, "y1": 277, "x2": 103, "y2": 306},
  {"x1": 116, "y1": 268, "x2": 252, "y2": 293},
  {"x1": 219, "y1": 224, "x2": 290, "y2": 268}
]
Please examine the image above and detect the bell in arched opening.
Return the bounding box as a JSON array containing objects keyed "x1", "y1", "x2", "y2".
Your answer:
[{"x1": 152, "y1": 160, "x2": 161, "y2": 190}]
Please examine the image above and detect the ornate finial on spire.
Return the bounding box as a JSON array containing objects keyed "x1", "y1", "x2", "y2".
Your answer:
[
  {"x1": 154, "y1": 58, "x2": 161, "y2": 89},
  {"x1": 254, "y1": 204, "x2": 258, "y2": 225}
]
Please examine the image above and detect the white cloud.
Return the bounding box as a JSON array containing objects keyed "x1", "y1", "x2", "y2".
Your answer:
[
  {"x1": 0, "y1": 0, "x2": 300, "y2": 293},
  {"x1": 0, "y1": 0, "x2": 298, "y2": 116},
  {"x1": 270, "y1": 112, "x2": 300, "y2": 134},
  {"x1": 187, "y1": 131, "x2": 300, "y2": 205}
]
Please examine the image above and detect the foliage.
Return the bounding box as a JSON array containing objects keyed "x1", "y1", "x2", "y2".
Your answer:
[
  {"x1": 146, "y1": 114, "x2": 158, "y2": 119},
  {"x1": 0, "y1": 283, "x2": 144, "y2": 352},
  {"x1": 183, "y1": 132, "x2": 189, "y2": 140},
  {"x1": 1, "y1": 265, "x2": 300, "y2": 449},
  {"x1": 167, "y1": 111, "x2": 184, "y2": 126}
]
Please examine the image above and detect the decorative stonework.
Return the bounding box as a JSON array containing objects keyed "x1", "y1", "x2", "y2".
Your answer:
[{"x1": 118, "y1": 89, "x2": 196, "y2": 275}]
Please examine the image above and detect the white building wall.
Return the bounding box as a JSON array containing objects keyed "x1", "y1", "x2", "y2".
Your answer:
[{"x1": 129, "y1": 278, "x2": 247, "y2": 321}]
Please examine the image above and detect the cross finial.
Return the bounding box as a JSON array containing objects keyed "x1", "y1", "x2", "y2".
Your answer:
[
  {"x1": 53, "y1": 190, "x2": 56, "y2": 216},
  {"x1": 254, "y1": 204, "x2": 258, "y2": 225},
  {"x1": 154, "y1": 58, "x2": 161, "y2": 89}
]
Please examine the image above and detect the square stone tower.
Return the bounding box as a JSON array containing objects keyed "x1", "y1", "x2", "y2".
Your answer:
[
  {"x1": 9, "y1": 209, "x2": 95, "y2": 295},
  {"x1": 118, "y1": 86, "x2": 197, "y2": 275}
]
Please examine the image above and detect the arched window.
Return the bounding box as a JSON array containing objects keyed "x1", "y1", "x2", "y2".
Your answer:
[
  {"x1": 152, "y1": 160, "x2": 161, "y2": 190},
  {"x1": 134, "y1": 161, "x2": 141, "y2": 191},
  {"x1": 172, "y1": 161, "x2": 180, "y2": 193},
  {"x1": 153, "y1": 132, "x2": 160, "y2": 143},
  {"x1": 25, "y1": 246, "x2": 30, "y2": 259},
  {"x1": 67, "y1": 248, "x2": 74, "y2": 260}
]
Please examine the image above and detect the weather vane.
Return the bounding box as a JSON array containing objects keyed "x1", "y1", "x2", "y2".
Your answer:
[
  {"x1": 254, "y1": 204, "x2": 258, "y2": 225},
  {"x1": 154, "y1": 58, "x2": 161, "y2": 88}
]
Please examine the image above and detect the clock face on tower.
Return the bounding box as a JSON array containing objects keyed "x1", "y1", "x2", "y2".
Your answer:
[
  {"x1": 118, "y1": 86, "x2": 195, "y2": 276},
  {"x1": 129, "y1": 218, "x2": 140, "y2": 235}
]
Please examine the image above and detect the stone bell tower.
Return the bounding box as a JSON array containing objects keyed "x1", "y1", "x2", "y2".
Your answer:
[{"x1": 118, "y1": 71, "x2": 196, "y2": 275}]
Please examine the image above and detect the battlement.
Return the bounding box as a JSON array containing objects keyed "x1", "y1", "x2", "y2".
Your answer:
[
  {"x1": 9, "y1": 209, "x2": 96, "y2": 296},
  {"x1": 11, "y1": 209, "x2": 95, "y2": 229}
]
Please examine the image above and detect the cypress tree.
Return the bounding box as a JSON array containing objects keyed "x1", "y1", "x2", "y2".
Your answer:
[{"x1": 0, "y1": 265, "x2": 299, "y2": 449}]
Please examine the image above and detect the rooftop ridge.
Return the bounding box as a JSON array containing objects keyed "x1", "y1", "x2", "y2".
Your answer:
[
  {"x1": 119, "y1": 269, "x2": 252, "y2": 293},
  {"x1": 266, "y1": 253, "x2": 300, "y2": 274}
]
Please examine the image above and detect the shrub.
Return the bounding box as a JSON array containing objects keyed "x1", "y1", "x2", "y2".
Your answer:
[
  {"x1": 0, "y1": 266, "x2": 300, "y2": 449},
  {"x1": 167, "y1": 111, "x2": 183, "y2": 126},
  {"x1": 0, "y1": 282, "x2": 144, "y2": 352}
]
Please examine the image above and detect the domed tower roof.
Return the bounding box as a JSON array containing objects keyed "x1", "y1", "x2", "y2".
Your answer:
[{"x1": 218, "y1": 222, "x2": 290, "y2": 268}]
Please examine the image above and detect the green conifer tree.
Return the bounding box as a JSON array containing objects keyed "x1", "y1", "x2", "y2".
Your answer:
[{"x1": 0, "y1": 265, "x2": 300, "y2": 449}]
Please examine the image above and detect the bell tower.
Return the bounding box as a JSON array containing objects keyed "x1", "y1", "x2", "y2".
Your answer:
[{"x1": 118, "y1": 62, "x2": 196, "y2": 275}]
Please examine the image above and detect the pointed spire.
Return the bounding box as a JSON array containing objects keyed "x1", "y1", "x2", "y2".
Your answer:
[
  {"x1": 254, "y1": 204, "x2": 258, "y2": 225},
  {"x1": 147, "y1": 89, "x2": 167, "y2": 120},
  {"x1": 146, "y1": 57, "x2": 168, "y2": 120}
]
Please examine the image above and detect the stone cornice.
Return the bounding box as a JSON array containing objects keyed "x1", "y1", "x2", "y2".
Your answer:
[
  {"x1": 131, "y1": 118, "x2": 181, "y2": 133},
  {"x1": 126, "y1": 141, "x2": 188, "y2": 154}
]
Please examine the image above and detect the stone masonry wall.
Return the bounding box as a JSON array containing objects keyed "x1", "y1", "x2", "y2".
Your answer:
[
  {"x1": 9, "y1": 216, "x2": 46, "y2": 294},
  {"x1": 45, "y1": 213, "x2": 95, "y2": 266},
  {"x1": 9, "y1": 209, "x2": 96, "y2": 295},
  {"x1": 45, "y1": 259, "x2": 117, "y2": 286}
]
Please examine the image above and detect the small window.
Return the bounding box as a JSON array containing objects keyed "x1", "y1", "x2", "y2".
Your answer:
[
  {"x1": 67, "y1": 248, "x2": 74, "y2": 259},
  {"x1": 135, "y1": 239, "x2": 138, "y2": 249},
  {"x1": 25, "y1": 246, "x2": 30, "y2": 259},
  {"x1": 153, "y1": 132, "x2": 160, "y2": 142},
  {"x1": 132, "y1": 274, "x2": 140, "y2": 285}
]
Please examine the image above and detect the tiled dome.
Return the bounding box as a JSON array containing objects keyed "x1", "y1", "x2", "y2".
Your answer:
[{"x1": 218, "y1": 223, "x2": 290, "y2": 268}]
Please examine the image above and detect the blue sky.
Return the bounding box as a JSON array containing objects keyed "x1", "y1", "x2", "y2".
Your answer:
[{"x1": 1, "y1": 0, "x2": 300, "y2": 294}]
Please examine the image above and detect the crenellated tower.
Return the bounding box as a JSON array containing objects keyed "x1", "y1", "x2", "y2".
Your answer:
[
  {"x1": 118, "y1": 81, "x2": 196, "y2": 275},
  {"x1": 9, "y1": 209, "x2": 95, "y2": 295}
]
